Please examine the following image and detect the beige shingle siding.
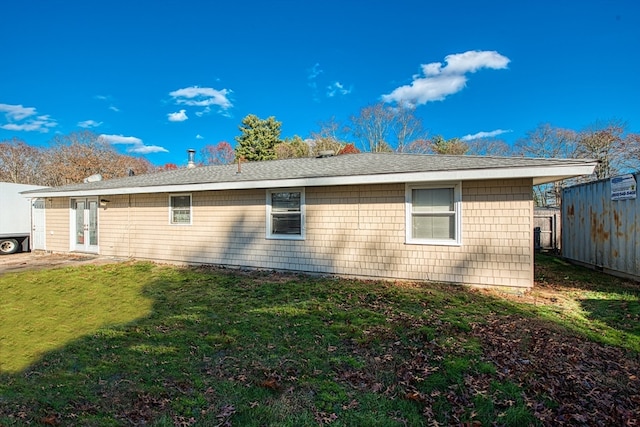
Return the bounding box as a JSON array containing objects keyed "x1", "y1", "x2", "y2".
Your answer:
[
  {"x1": 462, "y1": 179, "x2": 533, "y2": 287},
  {"x1": 45, "y1": 178, "x2": 533, "y2": 289},
  {"x1": 44, "y1": 197, "x2": 70, "y2": 252},
  {"x1": 99, "y1": 195, "x2": 131, "y2": 258}
]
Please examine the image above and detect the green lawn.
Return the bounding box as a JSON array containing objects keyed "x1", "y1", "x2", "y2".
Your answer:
[{"x1": 0, "y1": 255, "x2": 638, "y2": 426}]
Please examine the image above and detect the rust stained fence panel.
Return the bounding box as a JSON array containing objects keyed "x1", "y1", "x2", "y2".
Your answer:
[{"x1": 562, "y1": 172, "x2": 640, "y2": 281}]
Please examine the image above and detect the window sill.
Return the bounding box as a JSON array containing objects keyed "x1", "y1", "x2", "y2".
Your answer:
[
  {"x1": 406, "y1": 239, "x2": 461, "y2": 246},
  {"x1": 267, "y1": 234, "x2": 305, "y2": 241}
]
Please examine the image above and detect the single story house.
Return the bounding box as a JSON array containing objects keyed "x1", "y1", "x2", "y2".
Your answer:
[{"x1": 23, "y1": 153, "x2": 597, "y2": 290}]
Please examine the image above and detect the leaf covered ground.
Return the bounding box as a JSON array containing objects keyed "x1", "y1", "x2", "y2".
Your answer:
[{"x1": 0, "y1": 255, "x2": 639, "y2": 426}]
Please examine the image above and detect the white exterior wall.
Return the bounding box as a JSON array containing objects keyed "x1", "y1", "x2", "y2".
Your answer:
[{"x1": 0, "y1": 182, "x2": 45, "y2": 236}]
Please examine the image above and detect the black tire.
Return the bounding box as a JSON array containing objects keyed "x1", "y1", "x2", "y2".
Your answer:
[{"x1": 0, "y1": 239, "x2": 20, "y2": 255}]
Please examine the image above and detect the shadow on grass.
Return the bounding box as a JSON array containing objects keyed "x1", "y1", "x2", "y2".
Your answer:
[
  {"x1": 535, "y1": 253, "x2": 640, "y2": 294},
  {"x1": 2, "y1": 261, "x2": 639, "y2": 426},
  {"x1": 0, "y1": 262, "x2": 537, "y2": 426}
]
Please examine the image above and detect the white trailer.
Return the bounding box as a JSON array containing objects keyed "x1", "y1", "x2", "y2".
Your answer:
[{"x1": 0, "y1": 182, "x2": 47, "y2": 255}]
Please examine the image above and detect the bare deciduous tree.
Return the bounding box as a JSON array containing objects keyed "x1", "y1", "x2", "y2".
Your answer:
[
  {"x1": 314, "y1": 117, "x2": 344, "y2": 142},
  {"x1": 514, "y1": 124, "x2": 580, "y2": 206},
  {"x1": 200, "y1": 141, "x2": 235, "y2": 165},
  {"x1": 309, "y1": 136, "x2": 343, "y2": 157},
  {"x1": 309, "y1": 119, "x2": 350, "y2": 157},
  {"x1": 514, "y1": 123, "x2": 579, "y2": 159},
  {"x1": 348, "y1": 103, "x2": 395, "y2": 153},
  {"x1": 404, "y1": 138, "x2": 432, "y2": 154},
  {"x1": 466, "y1": 138, "x2": 513, "y2": 157},
  {"x1": 38, "y1": 131, "x2": 154, "y2": 186},
  {"x1": 274, "y1": 136, "x2": 310, "y2": 159},
  {"x1": 429, "y1": 136, "x2": 469, "y2": 155},
  {"x1": 346, "y1": 102, "x2": 427, "y2": 153},
  {"x1": 577, "y1": 120, "x2": 639, "y2": 180},
  {"x1": 0, "y1": 138, "x2": 43, "y2": 184},
  {"x1": 392, "y1": 104, "x2": 424, "y2": 153},
  {"x1": 623, "y1": 132, "x2": 640, "y2": 170}
]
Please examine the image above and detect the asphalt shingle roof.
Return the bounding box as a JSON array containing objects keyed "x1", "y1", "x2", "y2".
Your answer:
[{"x1": 23, "y1": 152, "x2": 596, "y2": 195}]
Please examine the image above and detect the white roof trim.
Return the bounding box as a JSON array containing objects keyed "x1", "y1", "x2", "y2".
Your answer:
[{"x1": 27, "y1": 163, "x2": 597, "y2": 198}]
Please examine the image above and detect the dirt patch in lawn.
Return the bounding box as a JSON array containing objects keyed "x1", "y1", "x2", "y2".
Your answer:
[{"x1": 0, "y1": 251, "x2": 124, "y2": 274}]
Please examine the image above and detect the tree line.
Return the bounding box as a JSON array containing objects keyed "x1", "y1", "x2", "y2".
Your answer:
[
  {"x1": 0, "y1": 131, "x2": 155, "y2": 187},
  {"x1": 228, "y1": 107, "x2": 639, "y2": 206},
  {"x1": 2, "y1": 103, "x2": 639, "y2": 207}
]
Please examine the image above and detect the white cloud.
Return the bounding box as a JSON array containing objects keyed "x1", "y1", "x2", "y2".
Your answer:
[
  {"x1": 128, "y1": 144, "x2": 170, "y2": 154},
  {"x1": 77, "y1": 119, "x2": 103, "y2": 128},
  {"x1": 326, "y1": 81, "x2": 352, "y2": 97},
  {"x1": 307, "y1": 63, "x2": 324, "y2": 102},
  {"x1": 100, "y1": 134, "x2": 143, "y2": 145},
  {"x1": 1, "y1": 119, "x2": 56, "y2": 132},
  {"x1": 308, "y1": 63, "x2": 323, "y2": 80},
  {"x1": 169, "y1": 86, "x2": 233, "y2": 110},
  {"x1": 439, "y1": 50, "x2": 510, "y2": 74},
  {"x1": 168, "y1": 109, "x2": 188, "y2": 122},
  {"x1": 0, "y1": 104, "x2": 57, "y2": 132},
  {"x1": 196, "y1": 134, "x2": 204, "y2": 139},
  {"x1": 382, "y1": 50, "x2": 510, "y2": 106},
  {"x1": 0, "y1": 103, "x2": 37, "y2": 121},
  {"x1": 195, "y1": 107, "x2": 208, "y2": 117},
  {"x1": 94, "y1": 95, "x2": 120, "y2": 112},
  {"x1": 99, "y1": 134, "x2": 169, "y2": 154},
  {"x1": 461, "y1": 129, "x2": 512, "y2": 141}
]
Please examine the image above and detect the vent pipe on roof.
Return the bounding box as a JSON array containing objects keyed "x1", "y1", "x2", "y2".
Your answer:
[
  {"x1": 83, "y1": 174, "x2": 102, "y2": 183},
  {"x1": 236, "y1": 156, "x2": 243, "y2": 174},
  {"x1": 187, "y1": 149, "x2": 196, "y2": 168},
  {"x1": 317, "y1": 150, "x2": 335, "y2": 158}
]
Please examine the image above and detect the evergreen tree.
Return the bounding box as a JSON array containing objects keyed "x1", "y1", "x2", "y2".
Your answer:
[{"x1": 234, "y1": 114, "x2": 282, "y2": 161}]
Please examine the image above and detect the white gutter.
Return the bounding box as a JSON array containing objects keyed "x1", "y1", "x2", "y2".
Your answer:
[{"x1": 25, "y1": 162, "x2": 598, "y2": 198}]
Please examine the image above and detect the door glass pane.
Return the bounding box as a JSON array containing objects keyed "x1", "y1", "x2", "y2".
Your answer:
[
  {"x1": 88, "y1": 200, "x2": 98, "y2": 246},
  {"x1": 75, "y1": 201, "x2": 85, "y2": 244}
]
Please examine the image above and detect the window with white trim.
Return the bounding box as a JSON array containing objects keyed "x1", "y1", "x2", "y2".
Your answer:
[
  {"x1": 406, "y1": 183, "x2": 461, "y2": 245},
  {"x1": 266, "y1": 189, "x2": 305, "y2": 239},
  {"x1": 169, "y1": 194, "x2": 192, "y2": 225}
]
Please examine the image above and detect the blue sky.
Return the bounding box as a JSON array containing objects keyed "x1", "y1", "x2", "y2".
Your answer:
[{"x1": 1, "y1": 0, "x2": 638, "y2": 166}]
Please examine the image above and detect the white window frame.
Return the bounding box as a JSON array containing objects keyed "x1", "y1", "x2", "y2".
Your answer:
[
  {"x1": 405, "y1": 182, "x2": 462, "y2": 246},
  {"x1": 266, "y1": 188, "x2": 305, "y2": 240},
  {"x1": 169, "y1": 193, "x2": 192, "y2": 225}
]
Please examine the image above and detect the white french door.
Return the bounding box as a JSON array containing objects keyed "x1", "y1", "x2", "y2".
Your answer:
[{"x1": 71, "y1": 198, "x2": 99, "y2": 253}]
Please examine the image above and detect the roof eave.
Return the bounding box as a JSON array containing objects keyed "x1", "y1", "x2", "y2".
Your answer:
[{"x1": 24, "y1": 163, "x2": 598, "y2": 198}]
